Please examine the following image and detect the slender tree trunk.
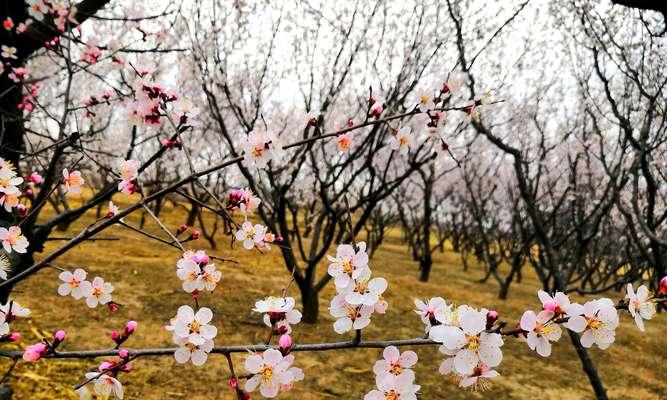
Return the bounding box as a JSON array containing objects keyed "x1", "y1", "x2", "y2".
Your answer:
[
  {"x1": 419, "y1": 258, "x2": 432, "y2": 282},
  {"x1": 567, "y1": 330, "x2": 608, "y2": 400}
]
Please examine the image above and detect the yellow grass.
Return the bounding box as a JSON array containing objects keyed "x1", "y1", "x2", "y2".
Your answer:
[{"x1": 2, "y1": 196, "x2": 666, "y2": 399}]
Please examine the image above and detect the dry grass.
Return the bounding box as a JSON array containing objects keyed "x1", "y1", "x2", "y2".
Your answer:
[{"x1": 2, "y1": 196, "x2": 666, "y2": 399}]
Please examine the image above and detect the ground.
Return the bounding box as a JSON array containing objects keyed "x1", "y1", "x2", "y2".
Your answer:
[{"x1": 2, "y1": 195, "x2": 666, "y2": 399}]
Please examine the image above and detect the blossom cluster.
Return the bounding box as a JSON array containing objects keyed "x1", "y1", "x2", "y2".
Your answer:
[
  {"x1": 58, "y1": 268, "x2": 115, "y2": 309},
  {"x1": 166, "y1": 250, "x2": 220, "y2": 366},
  {"x1": 424, "y1": 301, "x2": 504, "y2": 388},
  {"x1": 243, "y1": 348, "x2": 304, "y2": 398},
  {"x1": 76, "y1": 323, "x2": 138, "y2": 400},
  {"x1": 229, "y1": 187, "x2": 278, "y2": 251},
  {"x1": 176, "y1": 250, "x2": 222, "y2": 294},
  {"x1": 166, "y1": 305, "x2": 218, "y2": 366},
  {"x1": 0, "y1": 158, "x2": 23, "y2": 213},
  {"x1": 365, "y1": 346, "x2": 420, "y2": 400},
  {"x1": 327, "y1": 242, "x2": 388, "y2": 333}
]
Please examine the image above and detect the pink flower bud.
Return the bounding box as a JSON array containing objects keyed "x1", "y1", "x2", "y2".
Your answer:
[
  {"x1": 29, "y1": 172, "x2": 43, "y2": 184},
  {"x1": 23, "y1": 343, "x2": 47, "y2": 362},
  {"x1": 191, "y1": 230, "x2": 201, "y2": 240},
  {"x1": 108, "y1": 302, "x2": 120, "y2": 313},
  {"x1": 24, "y1": 188, "x2": 33, "y2": 197},
  {"x1": 111, "y1": 330, "x2": 121, "y2": 341},
  {"x1": 486, "y1": 310, "x2": 499, "y2": 329},
  {"x1": 118, "y1": 348, "x2": 129, "y2": 358},
  {"x1": 53, "y1": 330, "x2": 66, "y2": 342},
  {"x1": 278, "y1": 334, "x2": 292, "y2": 350},
  {"x1": 9, "y1": 332, "x2": 20, "y2": 342},
  {"x1": 177, "y1": 224, "x2": 188, "y2": 234},
  {"x1": 124, "y1": 321, "x2": 137, "y2": 335},
  {"x1": 659, "y1": 276, "x2": 667, "y2": 295},
  {"x1": 543, "y1": 300, "x2": 558, "y2": 312}
]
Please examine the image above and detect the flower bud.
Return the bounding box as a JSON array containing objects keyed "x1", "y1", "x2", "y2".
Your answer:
[
  {"x1": 29, "y1": 172, "x2": 43, "y2": 184},
  {"x1": 53, "y1": 330, "x2": 66, "y2": 342},
  {"x1": 229, "y1": 377, "x2": 238, "y2": 389},
  {"x1": 486, "y1": 310, "x2": 499, "y2": 329},
  {"x1": 659, "y1": 276, "x2": 667, "y2": 295},
  {"x1": 278, "y1": 334, "x2": 292, "y2": 351},
  {"x1": 9, "y1": 332, "x2": 20, "y2": 342},
  {"x1": 124, "y1": 321, "x2": 137, "y2": 335},
  {"x1": 191, "y1": 230, "x2": 201, "y2": 240},
  {"x1": 108, "y1": 302, "x2": 120, "y2": 313},
  {"x1": 177, "y1": 224, "x2": 188, "y2": 234},
  {"x1": 118, "y1": 348, "x2": 129, "y2": 359},
  {"x1": 16, "y1": 204, "x2": 27, "y2": 216},
  {"x1": 23, "y1": 342, "x2": 47, "y2": 362},
  {"x1": 111, "y1": 330, "x2": 121, "y2": 341}
]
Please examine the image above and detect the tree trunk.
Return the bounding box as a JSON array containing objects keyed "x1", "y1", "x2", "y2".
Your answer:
[
  {"x1": 567, "y1": 330, "x2": 608, "y2": 400},
  {"x1": 300, "y1": 284, "x2": 319, "y2": 324},
  {"x1": 419, "y1": 258, "x2": 432, "y2": 282}
]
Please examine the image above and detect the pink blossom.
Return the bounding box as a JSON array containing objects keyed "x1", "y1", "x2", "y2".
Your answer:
[{"x1": 23, "y1": 342, "x2": 47, "y2": 362}]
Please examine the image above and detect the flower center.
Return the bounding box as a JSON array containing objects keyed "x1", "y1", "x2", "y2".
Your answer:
[
  {"x1": 586, "y1": 316, "x2": 602, "y2": 330},
  {"x1": 92, "y1": 287, "x2": 102, "y2": 297},
  {"x1": 389, "y1": 362, "x2": 403, "y2": 375},
  {"x1": 385, "y1": 390, "x2": 400, "y2": 400},
  {"x1": 466, "y1": 334, "x2": 480, "y2": 352},
  {"x1": 190, "y1": 320, "x2": 201, "y2": 333},
  {"x1": 260, "y1": 365, "x2": 273, "y2": 383},
  {"x1": 346, "y1": 305, "x2": 360, "y2": 320},
  {"x1": 342, "y1": 260, "x2": 353, "y2": 275},
  {"x1": 420, "y1": 95, "x2": 431, "y2": 104},
  {"x1": 251, "y1": 147, "x2": 264, "y2": 157}
]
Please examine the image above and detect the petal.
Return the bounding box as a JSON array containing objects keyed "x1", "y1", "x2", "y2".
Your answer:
[
  {"x1": 460, "y1": 310, "x2": 485, "y2": 335},
  {"x1": 478, "y1": 343, "x2": 503, "y2": 367},
  {"x1": 382, "y1": 346, "x2": 400, "y2": 363},
  {"x1": 174, "y1": 347, "x2": 191, "y2": 363},
  {"x1": 333, "y1": 318, "x2": 352, "y2": 334},
  {"x1": 429, "y1": 325, "x2": 466, "y2": 349},
  {"x1": 244, "y1": 355, "x2": 263, "y2": 373},
  {"x1": 195, "y1": 308, "x2": 213, "y2": 324},
  {"x1": 520, "y1": 311, "x2": 537, "y2": 331},
  {"x1": 453, "y1": 349, "x2": 477, "y2": 375},
  {"x1": 263, "y1": 349, "x2": 283, "y2": 366}
]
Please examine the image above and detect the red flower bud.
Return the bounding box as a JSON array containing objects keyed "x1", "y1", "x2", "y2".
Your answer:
[{"x1": 659, "y1": 276, "x2": 667, "y2": 295}]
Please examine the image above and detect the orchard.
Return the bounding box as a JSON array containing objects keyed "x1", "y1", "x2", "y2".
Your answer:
[{"x1": 0, "y1": 0, "x2": 666, "y2": 399}]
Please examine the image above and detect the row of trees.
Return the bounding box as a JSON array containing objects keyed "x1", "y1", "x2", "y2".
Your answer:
[{"x1": 0, "y1": 0, "x2": 664, "y2": 398}]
